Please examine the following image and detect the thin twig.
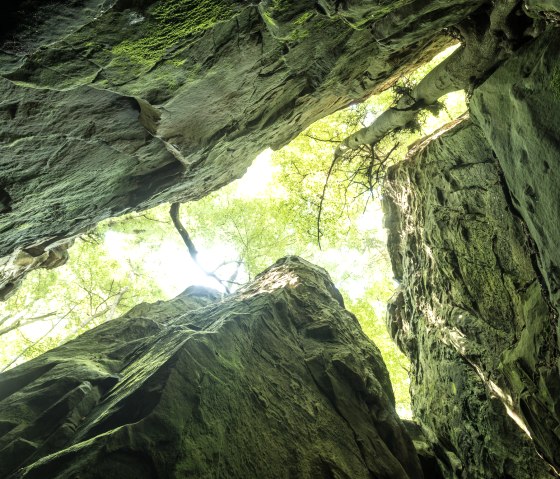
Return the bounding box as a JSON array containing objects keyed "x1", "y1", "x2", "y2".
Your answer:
[
  {"x1": 138, "y1": 213, "x2": 169, "y2": 224},
  {"x1": 1, "y1": 308, "x2": 76, "y2": 372},
  {"x1": 303, "y1": 133, "x2": 342, "y2": 144},
  {"x1": 57, "y1": 288, "x2": 128, "y2": 346},
  {"x1": 317, "y1": 155, "x2": 339, "y2": 250}
]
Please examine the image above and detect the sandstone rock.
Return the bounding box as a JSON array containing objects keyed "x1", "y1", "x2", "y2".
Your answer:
[
  {"x1": 0, "y1": 0, "x2": 485, "y2": 293},
  {"x1": 470, "y1": 30, "x2": 560, "y2": 469},
  {"x1": 383, "y1": 119, "x2": 555, "y2": 477},
  {"x1": 471, "y1": 28, "x2": 560, "y2": 316},
  {"x1": 402, "y1": 419, "x2": 461, "y2": 479},
  {"x1": 2, "y1": 2, "x2": 560, "y2": 478},
  {"x1": 0, "y1": 257, "x2": 425, "y2": 478},
  {"x1": 0, "y1": 239, "x2": 73, "y2": 300}
]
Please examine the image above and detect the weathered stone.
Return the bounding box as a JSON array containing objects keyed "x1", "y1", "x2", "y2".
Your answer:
[
  {"x1": 0, "y1": 0, "x2": 486, "y2": 293},
  {"x1": 2, "y1": 2, "x2": 560, "y2": 478},
  {"x1": 469, "y1": 30, "x2": 560, "y2": 469},
  {"x1": 402, "y1": 419, "x2": 461, "y2": 479},
  {"x1": 0, "y1": 239, "x2": 73, "y2": 300},
  {"x1": 0, "y1": 257, "x2": 425, "y2": 478},
  {"x1": 523, "y1": 0, "x2": 560, "y2": 19},
  {"x1": 471, "y1": 28, "x2": 560, "y2": 315},
  {"x1": 383, "y1": 118, "x2": 556, "y2": 477}
]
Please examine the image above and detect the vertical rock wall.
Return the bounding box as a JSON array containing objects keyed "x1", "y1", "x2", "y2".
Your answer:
[
  {"x1": 468, "y1": 28, "x2": 560, "y2": 470},
  {"x1": 384, "y1": 118, "x2": 555, "y2": 478},
  {"x1": 470, "y1": 30, "x2": 560, "y2": 313}
]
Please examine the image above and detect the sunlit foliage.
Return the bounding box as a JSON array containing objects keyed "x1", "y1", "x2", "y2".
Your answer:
[{"x1": 0, "y1": 238, "x2": 163, "y2": 371}]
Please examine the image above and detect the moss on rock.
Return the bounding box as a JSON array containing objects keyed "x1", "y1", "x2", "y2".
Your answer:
[
  {"x1": 383, "y1": 119, "x2": 554, "y2": 478},
  {"x1": 0, "y1": 258, "x2": 425, "y2": 478},
  {"x1": 112, "y1": 0, "x2": 236, "y2": 67}
]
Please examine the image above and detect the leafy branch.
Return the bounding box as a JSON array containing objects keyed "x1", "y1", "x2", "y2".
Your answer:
[{"x1": 335, "y1": 0, "x2": 521, "y2": 156}]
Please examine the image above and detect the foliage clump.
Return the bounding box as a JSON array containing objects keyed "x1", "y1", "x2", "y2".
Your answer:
[{"x1": 0, "y1": 237, "x2": 163, "y2": 371}]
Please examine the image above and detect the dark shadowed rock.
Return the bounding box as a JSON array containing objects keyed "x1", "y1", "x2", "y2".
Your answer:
[
  {"x1": 0, "y1": 257, "x2": 426, "y2": 478},
  {"x1": 401, "y1": 419, "x2": 459, "y2": 479},
  {"x1": 383, "y1": 118, "x2": 556, "y2": 478},
  {"x1": 471, "y1": 28, "x2": 560, "y2": 314},
  {"x1": 2, "y1": 2, "x2": 560, "y2": 478}
]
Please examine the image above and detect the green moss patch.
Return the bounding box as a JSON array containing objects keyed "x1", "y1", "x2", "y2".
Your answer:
[{"x1": 112, "y1": 0, "x2": 235, "y2": 67}]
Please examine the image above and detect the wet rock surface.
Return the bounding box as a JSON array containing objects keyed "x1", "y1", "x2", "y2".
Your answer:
[
  {"x1": 0, "y1": 257, "x2": 425, "y2": 478},
  {"x1": 383, "y1": 118, "x2": 556, "y2": 478}
]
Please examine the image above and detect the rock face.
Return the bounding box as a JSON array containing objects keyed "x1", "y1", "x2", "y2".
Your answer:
[
  {"x1": 3, "y1": 1, "x2": 560, "y2": 478},
  {"x1": 0, "y1": 0, "x2": 487, "y2": 297},
  {"x1": 384, "y1": 118, "x2": 555, "y2": 478},
  {"x1": 0, "y1": 257, "x2": 426, "y2": 479},
  {"x1": 469, "y1": 28, "x2": 560, "y2": 470},
  {"x1": 470, "y1": 28, "x2": 560, "y2": 317},
  {"x1": 384, "y1": 28, "x2": 560, "y2": 476}
]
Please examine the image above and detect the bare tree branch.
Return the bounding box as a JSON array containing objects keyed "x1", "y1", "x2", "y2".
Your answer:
[
  {"x1": 316, "y1": 155, "x2": 339, "y2": 250},
  {"x1": 170, "y1": 203, "x2": 199, "y2": 259},
  {"x1": 170, "y1": 203, "x2": 231, "y2": 294},
  {"x1": 57, "y1": 288, "x2": 129, "y2": 347},
  {"x1": 138, "y1": 213, "x2": 169, "y2": 224},
  {"x1": 1, "y1": 308, "x2": 76, "y2": 372},
  {"x1": 0, "y1": 311, "x2": 57, "y2": 338},
  {"x1": 303, "y1": 133, "x2": 342, "y2": 144}
]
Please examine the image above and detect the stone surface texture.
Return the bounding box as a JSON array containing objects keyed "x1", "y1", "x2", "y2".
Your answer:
[
  {"x1": 471, "y1": 28, "x2": 560, "y2": 324},
  {"x1": 468, "y1": 28, "x2": 560, "y2": 469},
  {"x1": 0, "y1": 257, "x2": 426, "y2": 479},
  {"x1": 2, "y1": 1, "x2": 560, "y2": 478},
  {"x1": 0, "y1": 0, "x2": 487, "y2": 297},
  {"x1": 383, "y1": 111, "x2": 559, "y2": 476},
  {"x1": 383, "y1": 26, "x2": 560, "y2": 476}
]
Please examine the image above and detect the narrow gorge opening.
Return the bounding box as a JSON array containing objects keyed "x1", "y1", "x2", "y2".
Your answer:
[
  {"x1": 0, "y1": 45, "x2": 469, "y2": 420},
  {"x1": 1, "y1": 1, "x2": 559, "y2": 477}
]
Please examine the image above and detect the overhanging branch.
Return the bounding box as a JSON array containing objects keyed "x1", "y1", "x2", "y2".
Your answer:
[{"x1": 335, "y1": 0, "x2": 522, "y2": 156}]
